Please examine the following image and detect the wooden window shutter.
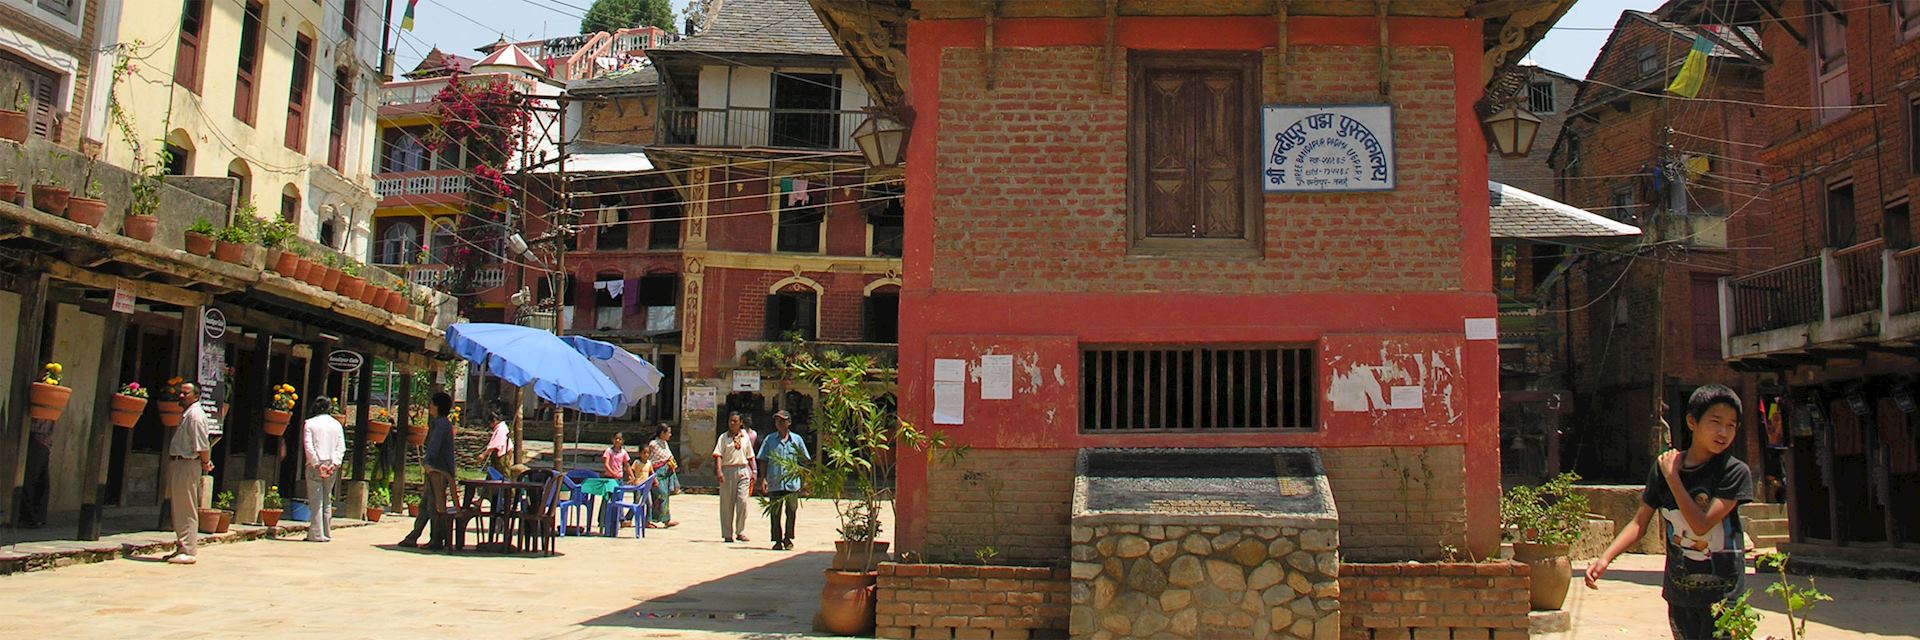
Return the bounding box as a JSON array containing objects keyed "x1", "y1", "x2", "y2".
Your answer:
[
  {"x1": 1129, "y1": 52, "x2": 1258, "y2": 250},
  {"x1": 287, "y1": 34, "x2": 315, "y2": 150},
  {"x1": 235, "y1": 0, "x2": 265, "y2": 124},
  {"x1": 796, "y1": 293, "x2": 817, "y2": 340},
  {"x1": 1689, "y1": 276, "x2": 1720, "y2": 359},
  {"x1": 175, "y1": 0, "x2": 206, "y2": 93},
  {"x1": 764, "y1": 294, "x2": 783, "y2": 340},
  {"x1": 1141, "y1": 69, "x2": 1197, "y2": 237},
  {"x1": 28, "y1": 71, "x2": 57, "y2": 140}
]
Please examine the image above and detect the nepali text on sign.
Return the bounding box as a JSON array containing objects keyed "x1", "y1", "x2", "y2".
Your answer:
[{"x1": 1261, "y1": 104, "x2": 1395, "y2": 193}]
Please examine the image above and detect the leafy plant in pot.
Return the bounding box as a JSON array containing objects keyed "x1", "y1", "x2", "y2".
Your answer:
[
  {"x1": 1500, "y1": 471, "x2": 1590, "y2": 611},
  {"x1": 405, "y1": 492, "x2": 421, "y2": 518},
  {"x1": 0, "y1": 80, "x2": 29, "y2": 142},
  {"x1": 110, "y1": 381, "x2": 149, "y2": 428},
  {"x1": 29, "y1": 362, "x2": 71, "y2": 422},
  {"x1": 757, "y1": 346, "x2": 959, "y2": 636},
  {"x1": 367, "y1": 486, "x2": 390, "y2": 523},
  {"x1": 205, "y1": 490, "x2": 236, "y2": 534},
  {"x1": 318, "y1": 251, "x2": 344, "y2": 291},
  {"x1": 260, "y1": 485, "x2": 285, "y2": 528},
  {"x1": 184, "y1": 218, "x2": 217, "y2": 256},
  {"x1": 157, "y1": 376, "x2": 187, "y2": 427},
  {"x1": 337, "y1": 259, "x2": 367, "y2": 302},
  {"x1": 263, "y1": 384, "x2": 296, "y2": 437},
  {"x1": 213, "y1": 205, "x2": 258, "y2": 264},
  {"x1": 65, "y1": 151, "x2": 109, "y2": 227},
  {"x1": 365, "y1": 405, "x2": 394, "y2": 444},
  {"x1": 256, "y1": 215, "x2": 297, "y2": 273},
  {"x1": 31, "y1": 150, "x2": 70, "y2": 216}
]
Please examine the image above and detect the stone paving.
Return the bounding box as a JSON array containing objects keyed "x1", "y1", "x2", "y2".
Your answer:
[
  {"x1": 1554, "y1": 552, "x2": 1920, "y2": 640},
  {"x1": 0, "y1": 494, "x2": 861, "y2": 639}
]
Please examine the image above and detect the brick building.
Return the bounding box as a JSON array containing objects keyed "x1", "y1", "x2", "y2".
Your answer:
[
  {"x1": 0, "y1": 0, "x2": 109, "y2": 152},
  {"x1": 1663, "y1": 0, "x2": 1920, "y2": 563},
  {"x1": 1487, "y1": 63, "x2": 1579, "y2": 197},
  {"x1": 814, "y1": 0, "x2": 1574, "y2": 571},
  {"x1": 1545, "y1": 8, "x2": 1770, "y2": 483}
]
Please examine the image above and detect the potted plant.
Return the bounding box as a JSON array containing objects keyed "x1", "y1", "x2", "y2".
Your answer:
[
  {"x1": 66, "y1": 179, "x2": 107, "y2": 228},
  {"x1": 184, "y1": 218, "x2": 217, "y2": 256},
  {"x1": 0, "y1": 167, "x2": 18, "y2": 204},
  {"x1": 257, "y1": 215, "x2": 298, "y2": 273},
  {"x1": 0, "y1": 80, "x2": 29, "y2": 142},
  {"x1": 387, "y1": 281, "x2": 410, "y2": 315},
  {"x1": 404, "y1": 492, "x2": 422, "y2": 518},
  {"x1": 263, "y1": 383, "x2": 296, "y2": 437},
  {"x1": 212, "y1": 208, "x2": 256, "y2": 264},
  {"x1": 210, "y1": 490, "x2": 236, "y2": 533},
  {"x1": 156, "y1": 376, "x2": 186, "y2": 427},
  {"x1": 337, "y1": 259, "x2": 367, "y2": 301},
  {"x1": 406, "y1": 412, "x2": 428, "y2": 447},
  {"x1": 760, "y1": 349, "x2": 957, "y2": 636},
  {"x1": 365, "y1": 405, "x2": 394, "y2": 444},
  {"x1": 28, "y1": 362, "x2": 71, "y2": 422},
  {"x1": 1501, "y1": 471, "x2": 1591, "y2": 611},
  {"x1": 319, "y1": 252, "x2": 344, "y2": 291},
  {"x1": 110, "y1": 381, "x2": 149, "y2": 429},
  {"x1": 31, "y1": 151, "x2": 69, "y2": 216},
  {"x1": 260, "y1": 485, "x2": 284, "y2": 528},
  {"x1": 122, "y1": 148, "x2": 167, "y2": 242},
  {"x1": 367, "y1": 486, "x2": 389, "y2": 523}
]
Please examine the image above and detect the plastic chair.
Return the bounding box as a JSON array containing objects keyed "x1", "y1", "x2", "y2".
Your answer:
[
  {"x1": 484, "y1": 466, "x2": 505, "y2": 481},
  {"x1": 606, "y1": 474, "x2": 655, "y2": 538},
  {"x1": 554, "y1": 472, "x2": 596, "y2": 536}
]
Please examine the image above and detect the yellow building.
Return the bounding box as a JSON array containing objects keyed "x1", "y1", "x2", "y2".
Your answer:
[{"x1": 106, "y1": 0, "x2": 381, "y2": 255}]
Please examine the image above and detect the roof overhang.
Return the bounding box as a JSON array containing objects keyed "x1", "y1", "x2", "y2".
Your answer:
[{"x1": 1488, "y1": 180, "x2": 1641, "y2": 244}]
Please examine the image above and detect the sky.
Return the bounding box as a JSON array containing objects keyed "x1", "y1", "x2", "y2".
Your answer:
[{"x1": 391, "y1": 0, "x2": 1655, "y2": 79}]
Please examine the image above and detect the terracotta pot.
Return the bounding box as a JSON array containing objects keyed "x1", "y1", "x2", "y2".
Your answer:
[
  {"x1": 272, "y1": 249, "x2": 299, "y2": 274},
  {"x1": 0, "y1": 182, "x2": 18, "y2": 203},
  {"x1": 157, "y1": 400, "x2": 183, "y2": 428},
  {"x1": 358, "y1": 285, "x2": 380, "y2": 307},
  {"x1": 0, "y1": 109, "x2": 27, "y2": 142},
  {"x1": 337, "y1": 275, "x2": 366, "y2": 300},
  {"x1": 260, "y1": 508, "x2": 282, "y2": 528},
  {"x1": 297, "y1": 259, "x2": 320, "y2": 285},
  {"x1": 31, "y1": 184, "x2": 69, "y2": 216},
  {"x1": 831, "y1": 540, "x2": 890, "y2": 572},
  {"x1": 1513, "y1": 542, "x2": 1573, "y2": 611},
  {"x1": 367, "y1": 420, "x2": 392, "y2": 444},
  {"x1": 387, "y1": 294, "x2": 408, "y2": 315},
  {"x1": 65, "y1": 196, "x2": 106, "y2": 227},
  {"x1": 366, "y1": 508, "x2": 384, "y2": 523},
  {"x1": 197, "y1": 508, "x2": 223, "y2": 534},
  {"x1": 407, "y1": 422, "x2": 428, "y2": 446},
  {"x1": 184, "y1": 232, "x2": 215, "y2": 256},
  {"x1": 816, "y1": 570, "x2": 878, "y2": 635},
  {"x1": 321, "y1": 267, "x2": 342, "y2": 291},
  {"x1": 217, "y1": 511, "x2": 232, "y2": 533},
  {"x1": 28, "y1": 382, "x2": 71, "y2": 422},
  {"x1": 263, "y1": 408, "x2": 292, "y2": 437},
  {"x1": 407, "y1": 503, "x2": 420, "y2": 518},
  {"x1": 123, "y1": 215, "x2": 158, "y2": 242},
  {"x1": 109, "y1": 393, "x2": 148, "y2": 428},
  {"x1": 213, "y1": 240, "x2": 247, "y2": 264},
  {"x1": 373, "y1": 287, "x2": 393, "y2": 309}
]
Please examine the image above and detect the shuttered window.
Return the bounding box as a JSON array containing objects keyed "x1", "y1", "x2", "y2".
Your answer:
[
  {"x1": 175, "y1": 0, "x2": 207, "y2": 93},
  {"x1": 234, "y1": 0, "x2": 265, "y2": 125},
  {"x1": 328, "y1": 68, "x2": 352, "y2": 171},
  {"x1": 1081, "y1": 345, "x2": 1315, "y2": 432},
  {"x1": 1690, "y1": 275, "x2": 1722, "y2": 360},
  {"x1": 1128, "y1": 52, "x2": 1260, "y2": 254},
  {"x1": 0, "y1": 52, "x2": 61, "y2": 141},
  {"x1": 286, "y1": 34, "x2": 315, "y2": 150},
  {"x1": 764, "y1": 290, "x2": 817, "y2": 341}
]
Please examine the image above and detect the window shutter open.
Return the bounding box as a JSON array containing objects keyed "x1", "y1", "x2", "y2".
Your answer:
[
  {"x1": 28, "y1": 71, "x2": 56, "y2": 140},
  {"x1": 764, "y1": 294, "x2": 782, "y2": 340},
  {"x1": 797, "y1": 293, "x2": 817, "y2": 340}
]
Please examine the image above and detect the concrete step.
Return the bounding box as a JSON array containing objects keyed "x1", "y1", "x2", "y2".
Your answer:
[
  {"x1": 1751, "y1": 533, "x2": 1790, "y2": 549},
  {"x1": 1747, "y1": 518, "x2": 1790, "y2": 537},
  {"x1": 1743, "y1": 502, "x2": 1788, "y2": 520}
]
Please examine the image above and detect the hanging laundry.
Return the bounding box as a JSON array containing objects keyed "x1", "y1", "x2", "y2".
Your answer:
[
  {"x1": 787, "y1": 178, "x2": 812, "y2": 206},
  {"x1": 594, "y1": 280, "x2": 625, "y2": 299}
]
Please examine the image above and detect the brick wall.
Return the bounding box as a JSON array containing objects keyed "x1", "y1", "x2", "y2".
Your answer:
[
  {"x1": 1487, "y1": 72, "x2": 1578, "y2": 196},
  {"x1": 875, "y1": 563, "x2": 1071, "y2": 640},
  {"x1": 0, "y1": 0, "x2": 103, "y2": 149},
  {"x1": 581, "y1": 95, "x2": 658, "y2": 145},
  {"x1": 1338, "y1": 562, "x2": 1532, "y2": 640},
  {"x1": 919, "y1": 446, "x2": 1466, "y2": 565},
  {"x1": 714, "y1": 267, "x2": 886, "y2": 346},
  {"x1": 930, "y1": 45, "x2": 1466, "y2": 294}
]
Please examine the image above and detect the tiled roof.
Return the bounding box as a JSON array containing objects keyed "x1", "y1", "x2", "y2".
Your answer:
[
  {"x1": 1489, "y1": 181, "x2": 1641, "y2": 241},
  {"x1": 657, "y1": 0, "x2": 843, "y2": 57},
  {"x1": 568, "y1": 65, "x2": 660, "y2": 95},
  {"x1": 1638, "y1": 12, "x2": 1762, "y2": 61}
]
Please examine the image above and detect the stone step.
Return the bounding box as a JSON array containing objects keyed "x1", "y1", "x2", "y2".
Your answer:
[
  {"x1": 1751, "y1": 533, "x2": 1790, "y2": 549},
  {"x1": 1742, "y1": 502, "x2": 1788, "y2": 520},
  {"x1": 1747, "y1": 518, "x2": 1790, "y2": 537}
]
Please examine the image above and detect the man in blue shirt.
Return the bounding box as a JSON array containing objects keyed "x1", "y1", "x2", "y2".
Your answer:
[{"x1": 757, "y1": 410, "x2": 810, "y2": 551}]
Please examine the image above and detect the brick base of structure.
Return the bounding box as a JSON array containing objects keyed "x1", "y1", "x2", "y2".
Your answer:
[
  {"x1": 875, "y1": 563, "x2": 1070, "y2": 639},
  {"x1": 1338, "y1": 562, "x2": 1533, "y2": 640}
]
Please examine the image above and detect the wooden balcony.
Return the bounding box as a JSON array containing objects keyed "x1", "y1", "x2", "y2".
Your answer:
[{"x1": 1721, "y1": 239, "x2": 1920, "y2": 363}]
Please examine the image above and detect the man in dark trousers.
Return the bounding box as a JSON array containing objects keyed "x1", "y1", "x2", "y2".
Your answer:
[{"x1": 400, "y1": 392, "x2": 458, "y2": 550}]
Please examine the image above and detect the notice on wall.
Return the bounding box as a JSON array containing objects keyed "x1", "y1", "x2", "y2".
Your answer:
[
  {"x1": 111, "y1": 288, "x2": 134, "y2": 314},
  {"x1": 978, "y1": 354, "x2": 1014, "y2": 400},
  {"x1": 933, "y1": 381, "x2": 965, "y2": 425},
  {"x1": 1261, "y1": 104, "x2": 1395, "y2": 192},
  {"x1": 732, "y1": 370, "x2": 760, "y2": 392},
  {"x1": 685, "y1": 386, "x2": 717, "y2": 413},
  {"x1": 1464, "y1": 317, "x2": 1498, "y2": 341},
  {"x1": 1389, "y1": 386, "x2": 1424, "y2": 410},
  {"x1": 933, "y1": 358, "x2": 967, "y2": 383}
]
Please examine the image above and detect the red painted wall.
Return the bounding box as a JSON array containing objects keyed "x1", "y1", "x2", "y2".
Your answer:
[{"x1": 896, "y1": 16, "x2": 1503, "y2": 558}]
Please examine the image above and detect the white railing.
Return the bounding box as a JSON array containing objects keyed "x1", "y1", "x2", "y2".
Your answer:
[{"x1": 375, "y1": 171, "x2": 468, "y2": 198}]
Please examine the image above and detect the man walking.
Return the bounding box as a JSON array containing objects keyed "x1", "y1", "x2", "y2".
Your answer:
[
  {"x1": 164, "y1": 383, "x2": 213, "y2": 565},
  {"x1": 401, "y1": 392, "x2": 457, "y2": 550},
  {"x1": 302, "y1": 397, "x2": 346, "y2": 542},
  {"x1": 712, "y1": 412, "x2": 753, "y2": 543},
  {"x1": 757, "y1": 410, "x2": 809, "y2": 550}
]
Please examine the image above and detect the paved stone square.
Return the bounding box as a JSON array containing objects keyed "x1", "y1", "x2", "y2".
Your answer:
[
  {"x1": 0, "y1": 494, "x2": 862, "y2": 639},
  {"x1": 1552, "y1": 553, "x2": 1920, "y2": 640}
]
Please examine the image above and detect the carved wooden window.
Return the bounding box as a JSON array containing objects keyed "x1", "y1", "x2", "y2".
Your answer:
[
  {"x1": 1127, "y1": 52, "x2": 1261, "y2": 255},
  {"x1": 1081, "y1": 345, "x2": 1315, "y2": 432}
]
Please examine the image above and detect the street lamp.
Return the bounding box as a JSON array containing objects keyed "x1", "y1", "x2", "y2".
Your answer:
[
  {"x1": 1484, "y1": 104, "x2": 1543, "y2": 158},
  {"x1": 853, "y1": 110, "x2": 909, "y2": 167}
]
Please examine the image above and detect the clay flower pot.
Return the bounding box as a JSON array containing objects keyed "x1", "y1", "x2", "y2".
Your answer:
[
  {"x1": 123, "y1": 215, "x2": 158, "y2": 242},
  {"x1": 0, "y1": 182, "x2": 19, "y2": 204},
  {"x1": 213, "y1": 240, "x2": 247, "y2": 264},
  {"x1": 371, "y1": 287, "x2": 391, "y2": 308},
  {"x1": 65, "y1": 196, "x2": 106, "y2": 227},
  {"x1": 366, "y1": 420, "x2": 393, "y2": 445},
  {"x1": 197, "y1": 508, "x2": 223, "y2": 534},
  {"x1": 263, "y1": 408, "x2": 292, "y2": 437},
  {"x1": 260, "y1": 508, "x2": 282, "y2": 528},
  {"x1": 157, "y1": 400, "x2": 183, "y2": 428},
  {"x1": 366, "y1": 507, "x2": 384, "y2": 523},
  {"x1": 337, "y1": 275, "x2": 366, "y2": 300},
  {"x1": 817, "y1": 569, "x2": 878, "y2": 635},
  {"x1": 109, "y1": 393, "x2": 148, "y2": 428},
  {"x1": 831, "y1": 540, "x2": 890, "y2": 572},
  {"x1": 217, "y1": 511, "x2": 232, "y2": 533},
  {"x1": 31, "y1": 184, "x2": 69, "y2": 216},
  {"x1": 28, "y1": 382, "x2": 71, "y2": 422},
  {"x1": 321, "y1": 267, "x2": 343, "y2": 291},
  {"x1": 297, "y1": 259, "x2": 320, "y2": 285},
  {"x1": 1513, "y1": 542, "x2": 1573, "y2": 611},
  {"x1": 184, "y1": 232, "x2": 215, "y2": 257},
  {"x1": 407, "y1": 421, "x2": 428, "y2": 447},
  {"x1": 386, "y1": 294, "x2": 408, "y2": 315},
  {"x1": 0, "y1": 109, "x2": 27, "y2": 142},
  {"x1": 272, "y1": 249, "x2": 299, "y2": 274}
]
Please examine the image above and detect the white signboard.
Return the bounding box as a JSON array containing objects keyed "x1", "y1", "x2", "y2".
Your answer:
[
  {"x1": 111, "y1": 288, "x2": 134, "y2": 314},
  {"x1": 201, "y1": 308, "x2": 226, "y2": 339},
  {"x1": 328, "y1": 350, "x2": 364, "y2": 373},
  {"x1": 685, "y1": 386, "x2": 717, "y2": 412},
  {"x1": 732, "y1": 370, "x2": 761, "y2": 392},
  {"x1": 1261, "y1": 104, "x2": 1395, "y2": 192}
]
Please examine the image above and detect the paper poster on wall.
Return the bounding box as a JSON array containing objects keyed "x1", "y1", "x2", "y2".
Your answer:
[
  {"x1": 684, "y1": 386, "x2": 717, "y2": 413},
  {"x1": 978, "y1": 354, "x2": 1014, "y2": 400},
  {"x1": 933, "y1": 358, "x2": 966, "y2": 383},
  {"x1": 1389, "y1": 386, "x2": 1424, "y2": 410},
  {"x1": 933, "y1": 381, "x2": 965, "y2": 425},
  {"x1": 732, "y1": 370, "x2": 761, "y2": 392},
  {"x1": 1464, "y1": 318, "x2": 1498, "y2": 341},
  {"x1": 1261, "y1": 104, "x2": 1395, "y2": 192}
]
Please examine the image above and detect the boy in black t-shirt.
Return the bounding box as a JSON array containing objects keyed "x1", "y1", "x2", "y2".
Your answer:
[{"x1": 1584, "y1": 384, "x2": 1754, "y2": 640}]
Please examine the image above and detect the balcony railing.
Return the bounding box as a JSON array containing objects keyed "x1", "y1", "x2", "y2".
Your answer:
[
  {"x1": 1897, "y1": 246, "x2": 1920, "y2": 316},
  {"x1": 1728, "y1": 256, "x2": 1822, "y2": 336},
  {"x1": 659, "y1": 106, "x2": 864, "y2": 151},
  {"x1": 405, "y1": 265, "x2": 503, "y2": 292},
  {"x1": 379, "y1": 73, "x2": 537, "y2": 110},
  {"x1": 1723, "y1": 239, "x2": 1920, "y2": 357},
  {"x1": 375, "y1": 170, "x2": 468, "y2": 200}
]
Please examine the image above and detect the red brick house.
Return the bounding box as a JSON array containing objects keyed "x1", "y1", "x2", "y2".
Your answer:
[{"x1": 813, "y1": 0, "x2": 1574, "y2": 572}]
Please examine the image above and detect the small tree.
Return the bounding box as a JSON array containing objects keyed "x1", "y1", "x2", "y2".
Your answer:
[
  {"x1": 1713, "y1": 552, "x2": 1833, "y2": 640},
  {"x1": 580, "y1": 0, "x2": 677, "y2": 34},
  {"x1": 1499, "y1": 471, "x2": 1590, "y2": 545}
]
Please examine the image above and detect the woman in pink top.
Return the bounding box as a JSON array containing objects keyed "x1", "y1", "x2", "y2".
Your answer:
[{"x1": 602, "y1": 432, "x2": 631, "y2": 479}]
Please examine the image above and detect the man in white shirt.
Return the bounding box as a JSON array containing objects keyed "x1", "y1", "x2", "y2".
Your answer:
[
  {"x1": 164, "y1": 383, "x2": 214, "y2": 565},
  {"x1": 711, "y1": 412, "x2": 754, "y2": 543},
  {"x1": 303, "y1": 397, "x2": 347, "y2": 542}
]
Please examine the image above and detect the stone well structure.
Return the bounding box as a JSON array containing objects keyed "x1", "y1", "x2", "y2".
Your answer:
[{"x1": 1070, "y1": 448, "x2": 1340, "y2": 640}]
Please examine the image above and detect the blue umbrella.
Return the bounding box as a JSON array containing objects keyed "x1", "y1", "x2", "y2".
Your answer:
[
  {"x1": 559, "y1": 336, "x2": 664, "y2": 408},
  {"x1": 445, "y1": 323, "x2": 626, "y2": 417}
]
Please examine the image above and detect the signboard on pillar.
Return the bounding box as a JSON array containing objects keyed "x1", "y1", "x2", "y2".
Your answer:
[
  {"x1": 198, "y1": 308, "x2": 226, "y2": 436},
  {"x1": 111, "y1": 288, "x2": 135, "y2": 314}
]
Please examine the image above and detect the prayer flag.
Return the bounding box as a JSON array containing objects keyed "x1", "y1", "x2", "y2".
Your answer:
[
  {"x1": 401, "y1": 0, "x2": 419, "y2": 32},
  {"x1": 1665, "y1": 35, "x2": 1714, "y2": 98}
]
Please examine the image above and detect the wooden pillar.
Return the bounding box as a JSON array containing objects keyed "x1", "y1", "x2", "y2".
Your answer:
[
  {"x1": 78, "y1": 312, "x2": 130, "y2": 540},
  {"x1": 352, "y1": 365, "x2": 372, "y2": 481},
  {"x1": 1823, "y1": 396, "x2": 1842, "y2": 546},
  {"x1": 1866, "y1": 406, "x2": 1899, "y2": 548},
  {"x1": 393, "y1": 370, "x2": 413, "y2": 504},
  {"x1": 246, "y1": 331, "x2": 270, "y2": 480},
  {"x1": 2, "y1": 274, "x2": 51, "y2": 525}
]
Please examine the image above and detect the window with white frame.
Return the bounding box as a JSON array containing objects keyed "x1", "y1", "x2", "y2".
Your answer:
[
  {"x1": 1813, "y1": 6, "x2": 1850, "y2": 125},
  {"x1": 3, "y1": 0, "x2": 85, "y2": 37}
]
